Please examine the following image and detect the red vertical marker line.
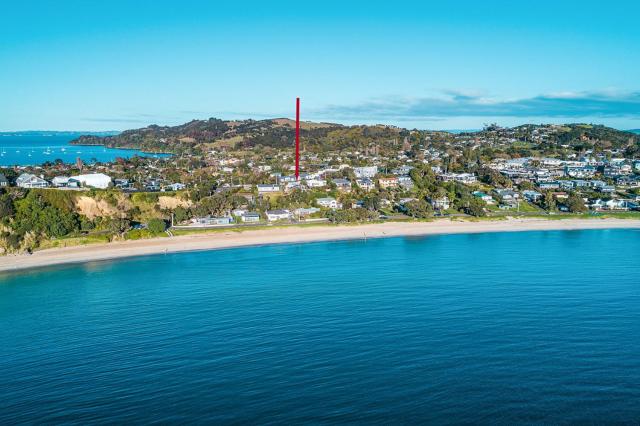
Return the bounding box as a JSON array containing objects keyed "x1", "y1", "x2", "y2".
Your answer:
[{"x1": 295, "y1": 97, "x2": 300, "y2": 180}]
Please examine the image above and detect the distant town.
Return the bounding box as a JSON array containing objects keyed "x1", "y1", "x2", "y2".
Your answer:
[{"x1": 1, "y1": 119, "x2": 639, "y2": 253}]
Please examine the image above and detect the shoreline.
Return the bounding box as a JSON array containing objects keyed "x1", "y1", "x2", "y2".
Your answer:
[{"x1": 2, "y1": 218, "x2": 640, "y2": 274}]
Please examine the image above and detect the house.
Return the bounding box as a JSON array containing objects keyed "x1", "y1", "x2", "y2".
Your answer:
[
  {"x1": 279, "y1": 175, "x2": 297, "y2": 183},
  {"x1": 332, "y1": 178, "x2": 352, "y2": 192},
  {"x1": 430, "y1": 196, "x2": 450, "y2": 210},
  {"x1": 437, "y1": 173, "x2": 477, "y2": 184},
  {"x1": 51, "y1": 176, "x2": 71, "y2": 187},
  {"x1": 166, "y1": 183, "x2": 186, "y2": 191},
  {"x1": 472, "y1": 191, "x2": 494, "y2": 203},
  {"x1": 257, "y1": 184, "x2": 280, "y2": 194},
  {"x1": 114, "y1": 178, "x2": 131, "y2": 189},
  {"x1": 565, "y1": 165, "x2": 597, "y2": 178},
  {"x1": 590, "y1": 199, "x2": 627, "y2": 211},
  {"x1": 316, "y1": 197, "x2": 341, "y2": 209},
  {"x1": 16, "y1": 173, "x2": 49, "y2": 188},
  {"x1": 305, "y1": 178, "x2": 326, "y2": 188},
  {"x1": 192, "y1": 216, "x2": 234, "y2": 226},
  {"x1": 294, "y1": 207, "x2": 320, "y2": 217},
  {"x1": 378, "y1": 176, "x2": 399, "y2": 189},
  {"x1": 266, "y1": 209, "x2": 291, "y2": 221},
  {"x1": 392, "y1": 165, "x2": 413, "y2": 175},
  {"x1": 0, "y1": 173, "x2": 9, "y2": 187},
  {"x1": 537, "y1": 181, "x2": 560, "y2": 190},
  {"x1": 397, "y1": 175, "x2": 414, "y2": 189},
  {"x1": 69, "y1": 173, "x2": 112, "y2": 189},
  {"x1": 356, "y1": 178, "x2": 375, "y2": 191},
  {"x1": 285, "y1": 181, "x2": 302, "y2": 191},
  {"x1": 597, "y1": 185, "x2": 616, "y2": 193},
  {"x1": 522, "y1": 190, "x2": 542, "y2": 202},
  {"x1": 240, "y1": 212, "x2": 261, "y2": 223},
  {"x1": 144, "y1": 181, "x2": 161, "y2": 192},
  {"x1": 353, "y1": 166, "x2": 378, "y2": 178},
  {"x1": 493, "y1": 189, "x2": 520, "y2": 201}
]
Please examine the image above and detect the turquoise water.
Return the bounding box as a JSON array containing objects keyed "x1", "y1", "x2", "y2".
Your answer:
[
  {"x1": 0, "y1": 133, "x2": 168, "y2": 166},
  {"x1": 1, "y1": 229, "x2": 640, "y2": 423}
]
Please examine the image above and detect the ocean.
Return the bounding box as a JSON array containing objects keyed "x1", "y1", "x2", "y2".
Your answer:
[
  {"x1": 1, "y1": 229, "x2": 639, "y2": 423},
  {"x1": 0, "y1": 133, "x2": 168, "y2": 166}
]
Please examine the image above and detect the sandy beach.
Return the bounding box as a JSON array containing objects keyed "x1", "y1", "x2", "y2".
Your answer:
[{"x1": 1, "y1": 217, "x2": 639, "y2": 273}]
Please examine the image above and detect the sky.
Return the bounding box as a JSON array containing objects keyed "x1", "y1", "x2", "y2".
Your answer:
[{"x1": 2, "y1": 0, "x2": 640, "y2": 131}]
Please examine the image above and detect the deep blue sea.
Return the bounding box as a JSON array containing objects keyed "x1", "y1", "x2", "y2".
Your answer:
[
  {"x1": 1, "y1": 229, "x2": 640, "y2": 424},
  {"x1": 0, "y1": 133, "x2": 167, "y2": 166}
]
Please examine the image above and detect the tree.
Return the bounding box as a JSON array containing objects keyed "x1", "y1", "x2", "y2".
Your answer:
[
  {"x1": 147, "y1": 218, "x2": 167, "y2": 233},
  {"x1": 463, "y1": 197, "x2": 487, "y2": 217},
  {"x1": 403, "y1": 199, "x2": 433, "y2": 218},
  {"x1": 107, "y1": 218, "x2": 131, "y2": 235},
  {"x1": 409, "y1": 164, "x2": 436, "y2": 191},
  {"x1": 542, "y1": 192, "x2": 556, "y2": 212},
  {"x1": 173, "y1": 206, "x2": 190, "y2": 224},
  {"x1": 362, "y1": 194, "x2": 381, "y2": 211},
  {"x1": 12, "y1": 191, "x2": 80, "y2": 238},
  {"x1": 0, "y1": 194, "x2": 14, "y2": 219},
  {"x1": 566, "y1": 194, "x2": 587, "y2": 213}
]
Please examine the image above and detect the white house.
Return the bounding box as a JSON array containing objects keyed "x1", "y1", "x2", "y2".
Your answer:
[
  {"x1": 430, "y1": 196, "x2": 450, "y2": 210},
  {"x1": 354, "y1": 166, "x2": 378, "y2": 178},
  {"x1": 16, "y1": 173, "x2": 49, "y2": 188},
  {"x1": 266, "y1": 209, "x2": 291, "y2": 221},
  {"x1": 316, "y1": 197, "x2": 341, "y2": 209},
  {"x1": 69, "y1": 173, "x2": 112, "y2": 189},
  {"x1": 241, "y1": 212, "x2": 261, "y2": 222},
  {"x1": 356, "y1": 178, "x2": 375, "y2": 191},
  {"x1": 52, "y1": 176, "x2": 71, "y2": 187},
  {"x1": 472, "y1": 191, "x2": 494, "y2": 204},
  {"x1": 305, "y1": 178, "x2": 326, "y2": 188},
  {"x1": 294, "y1": 207, "x2": 320, "y2": 216},
  {"x1": 166, "y1": 183, "x2": 186, "y2": 191}
]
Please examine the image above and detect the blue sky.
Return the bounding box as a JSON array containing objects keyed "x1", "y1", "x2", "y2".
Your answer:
[{"x1": 2, "y1": 0, "x2": 640, "y2": 131}]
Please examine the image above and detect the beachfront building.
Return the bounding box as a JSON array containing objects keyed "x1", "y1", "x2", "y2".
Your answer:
[
  {"x1": 430, "y1": 196, "x2": 451, "y2": 210},
  {"x1": 192, "y1": 216, "x2": 234, "y2": 226},
  {"x1": 16, "y1": 173, "x2": 49, "y2": 188},
  {"x1": 0, "y1": 173, "x2": 8, "y2": 187},
  {"x1": 294, "y1": 207, "x2": 320, "y2": 217},
  {"x1": 240, "y1": 212, "x2": 261, "y2": 223},
  {"x1": 316, "y1": 197, "x2": 341, "y2": 209},
  {"x1": 266, "y1": 209, "x2": 291, "y2": 221},
  {"x1": 472, "y1": 191, "x2": 494, "y2": 204}
]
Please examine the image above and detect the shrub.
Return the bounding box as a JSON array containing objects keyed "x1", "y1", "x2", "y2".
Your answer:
[{"x1": 147, "y1": 218, "x2": 167, "y2": 234}]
